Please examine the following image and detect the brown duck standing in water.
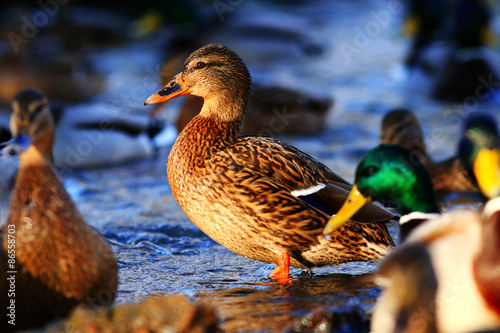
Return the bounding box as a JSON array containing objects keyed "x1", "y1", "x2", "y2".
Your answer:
[
  {"x1": 145, "y1": 44, "x2": 395, "y2": 283},
  {"x1": 0, "y1": 88, "x2": 118, "y2": 332}
]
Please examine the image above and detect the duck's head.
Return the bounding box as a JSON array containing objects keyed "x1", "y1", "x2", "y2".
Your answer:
[
  {"x1": 323, "y1": 144, "x2": 439, "y2": 235},
  {"x1": 6, "y1": 88, "x2": 54, "y2": 162},
  {"x1": 458, "y1": 113, "x2": 500, "y2": 199},
  {"x1": 380, "y1": 109, "x2": 429, "y2": 165},
  {"x1": 145, "y1": 44, "x2": 252, "y2": 123}
]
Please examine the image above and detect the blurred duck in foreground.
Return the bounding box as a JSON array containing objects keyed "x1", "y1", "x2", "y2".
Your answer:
[
  {"x1": 0, "y1": 88, "x2": 118, "y2": 332},
  {"x1": 145, "y1": 44, "x2": 395, "y2": 283},
  {"x1": 403, "y1": 0, "x2": 500, "y2": 101},
  {"x1": 371, "y1": 196, "x2": 500, "y2": 333},
  {"x1": 381, "y1": 109, "x2": 500, "y2": 202}
]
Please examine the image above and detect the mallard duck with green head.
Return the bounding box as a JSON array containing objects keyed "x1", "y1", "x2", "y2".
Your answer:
[
  {"x1": 145, "y1": 44, "x2": 395, "y2": 283},
  {"x1": 323, "y1": 144, "x2": 442, "y2": 241}
]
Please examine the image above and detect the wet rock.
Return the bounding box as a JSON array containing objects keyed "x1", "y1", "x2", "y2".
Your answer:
[{"x1": 42, "y1": 295, "x2": 219, "y2": 333}]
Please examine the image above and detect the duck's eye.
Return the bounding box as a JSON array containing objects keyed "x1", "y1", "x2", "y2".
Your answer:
[
  {"x1": 194, "y1": 62, "x2": 206, "y2": 69},
  {"x1": 365, "y1": 166, "x2": 379, "y2": 176}
]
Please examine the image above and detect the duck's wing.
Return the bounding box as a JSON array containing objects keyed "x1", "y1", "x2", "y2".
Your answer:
[{"x1": 223, "y1": 136, "x2": 394, "y2": 223}]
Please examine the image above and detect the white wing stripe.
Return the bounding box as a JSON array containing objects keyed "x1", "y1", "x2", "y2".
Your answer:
[{"x1": 291, "y1": 183, "x2": 326, "y2": 197}]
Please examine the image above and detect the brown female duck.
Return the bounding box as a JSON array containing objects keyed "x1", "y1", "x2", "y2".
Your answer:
[
  {"x1": 145, "y1": 44, "x2": 395, "y2": 282},
  {"x1": 0, "y1": 88, "x2": 118, "y2": 332},
  {"x1": 381, "y1": 108, "x2": 500, "y2": 201}
]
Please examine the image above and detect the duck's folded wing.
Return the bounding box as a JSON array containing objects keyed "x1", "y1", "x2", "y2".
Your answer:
[{"x1": 220, "y1": 136, "x2": 395, "y2": 223}]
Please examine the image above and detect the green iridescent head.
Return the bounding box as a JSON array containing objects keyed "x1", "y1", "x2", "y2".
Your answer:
[
  {"x1": 354, "y1": 144, "x2": 440, "y2": 215},
  {"x1": 323, "y1": 144, "x2": 440, "y2": 235}
]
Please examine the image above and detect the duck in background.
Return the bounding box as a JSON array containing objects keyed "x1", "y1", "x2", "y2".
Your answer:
[
  {"x1": 0, "y1": 102, "x2": 166, "y2": 169},
  {"x1": 381, "y1": 108, "x2": 500, "y2": 202},
  {"x1": 49, "y1": 103, "x2": 165, "y2": 169},
  {"x1": 403, "y1": 0, "x2": 449, "y2": 69},
  {"x1": 145, "y1": 44, "x2": 395, "y2": 283},
  {"x1": 0, "y1": 88, "x2": 118, "y2": 332},
  {"x1": 402, "y1": 0, "x2": 500, "y2": 101},
  {"x1": 0, "y1": 50, "x2": 105, "y2": 105},
  {"x1": 431, "y1": 0, "x2": 500, "y2": 101},
  {"x1": 370, "y1": 196, "x2": 500, "y2": 333}
]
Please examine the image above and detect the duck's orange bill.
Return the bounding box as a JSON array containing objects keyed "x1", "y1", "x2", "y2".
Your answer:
[
  {"x1": 322, "y1": 185, "x2": 371, "y2": 235},
  {"x1": 473, "y1": 147, "x2": 500, "y2": 199},
  {"x1": 144, "y1": 72, "x2": 192, "y2": 105}
]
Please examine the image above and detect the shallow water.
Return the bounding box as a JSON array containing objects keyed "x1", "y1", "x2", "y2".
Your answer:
[{"x1": 9, "y1": 0, "x2": 500, "y2": 331}]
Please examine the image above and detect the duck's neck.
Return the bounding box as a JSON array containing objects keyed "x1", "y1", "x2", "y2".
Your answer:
[
  {"x1": 19, "y1": 132, "x2": 54, "y2": 168},
  {"x1": 199, "y1": 95, "x2": 247, "y2": 124}
]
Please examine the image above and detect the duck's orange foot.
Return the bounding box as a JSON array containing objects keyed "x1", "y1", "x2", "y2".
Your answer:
[{"x1": 269, "y1": 252, "x2": 293, "y2": 285}]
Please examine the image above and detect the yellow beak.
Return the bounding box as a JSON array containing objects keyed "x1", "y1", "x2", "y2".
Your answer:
[
  {"x1": 323, "y1": 185, "x2": 371, "y2": 235},
  {"x1": 473, "y1": 147, "x2": 500, "y2": 199}
]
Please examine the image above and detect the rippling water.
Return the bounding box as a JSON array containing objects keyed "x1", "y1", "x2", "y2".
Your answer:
[{"x1": 31, "y1": 0, "x2": 500, "y2": 331}]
